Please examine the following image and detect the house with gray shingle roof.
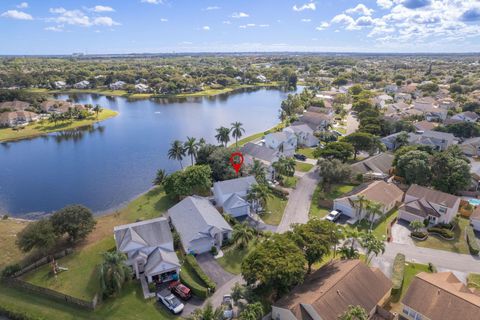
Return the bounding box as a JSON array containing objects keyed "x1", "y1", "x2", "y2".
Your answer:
[
  {"x1": 168, "y1": 196, "x2": 232, "y2": 254},
  {"x1": 241, "y1": 143, "x2": 278, "y2": 181},
  {"x1": 213, "y1": 176, "x2": 257, "y2": 218},
  {"x1": 113, "y1": 217, "x2": 180, "y2": 284},
  {"x1": 283, "y1": 124, "x2": 319, "y2": 147}
]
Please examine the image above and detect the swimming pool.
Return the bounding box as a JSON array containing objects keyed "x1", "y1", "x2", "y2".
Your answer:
[{"x1": 468, "y1": 199, "x2": 480, "y2": 206}]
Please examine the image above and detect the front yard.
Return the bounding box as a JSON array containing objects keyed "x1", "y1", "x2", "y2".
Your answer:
[
  {"x1": 413, "y1": 217, "x2": 471, "y2": 255},
  {"x1": 309, "y1": 183, "x2": 358, "y2": 219},
  {"x1": 261, "y1": 194, "x2": 288, "y2": 225},
  {"x1": 295, "y1": 161, "x2": 314, "y2": 172},
  {"x1": 296, "y1": 147, "x2": 316, "y2": 159},
  {"x1": 217, "y1": 243, "x2": 256, "y2": 275}
]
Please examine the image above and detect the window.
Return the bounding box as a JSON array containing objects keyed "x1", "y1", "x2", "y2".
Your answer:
[{"x1": 438, "y1": 206, "x2": 447, "y2": 214}]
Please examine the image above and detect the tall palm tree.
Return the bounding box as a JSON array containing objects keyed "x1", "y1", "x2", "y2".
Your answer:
[
  {"x1": 153, "y1": 169, "x2": 167, "y2": 186},
  {"x1": 272, "y1": 157, "x2": 296, "y2": 178},
  {"x1": 249, "y1": 160, "x2": 267, "y2": 184},
  {"x1": 247, "y1": 183, "x2": 272, "y2": 213},
  {"x1": 93, "y1": 104, "x2": 103, "y2": 119},
  {"x1": 99, "y1": 252, "x2": 131, "y2": 297},
  {"x1": 360, "y1": 232, "x2": 385, "y2": 264},
  {"x1": 215, "y1": 126, "x2": 231, "y2": 147},
  {"x1": 352, "y1": 195, "x2": 368, "y2": 219},
  {"x1": 232, "y1": 222, "x2": 255, "y2": 249},
  {"x1": 230, "y1": 122, "x2": 245, "y2": 147},
  {"x1": 188, "y1": 302, "x2": 224, "y2": 320},
  {"x1": 184, "y1": 136, "x2": 199, "y2": 165},
  {"x1": 168, "y1": 140, "x2": 186, "y2": 169},
  {"x1": 366, "y1": 201, "x2": 383, "y2": 230},
  {"x1": 345, "y1": 228, "x2": 365, "y2": 253}
]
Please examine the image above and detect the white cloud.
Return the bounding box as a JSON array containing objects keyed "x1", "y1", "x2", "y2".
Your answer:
[
  {"x1": 160, "y1": 18, "x2": 168, "y2": 22},
  {"x1": 141, "y1": 0, "x2": 163, "y2": 4},
  {"x1": 301, "y1": 18, "x2": 312, "y2": 22},
  {"x1": 346, "y1": 4, "x2": 374, "y2": 16},
  {"x1": 205, "y1": 6, "x2": 220, "y2": 11},
  {"x1": 48, "y1": 7, "x2": 120, "y2": 27},
  {"x1": 1, "y1": 10, "x2": 33, "y2": 20},
  {"x1": 17, "y1": 2, "x2": 28, "y2": 9},
  {"x1": 258, "y1": 24, "x2": 269, "y2": 27},
  {"x1": 293, "y1": 2, "x2": 316, "y2": 12},
  {"x1": 92, "y1": 5, "x2": 115, "y2": 13},
  {"x1": 222, "y1": 20, "x2": 231, "y2": 24},
  {"x1": 315, "y1": 21, "x2": 330, "y2": 30},
  {"x1": 240, "y1": 23, "x2": 269, "y2": 29},
  {"x1": 45, "y1": 26, "x2": 63, "y2": 32},
  {"x1": 202, "y1": 25, "x2": 210, "y2": 31},
  {"x1": 231, "y1": 12, "x2": 249, "y2": 18},
  {"x1": 376, "y1": 0, "x2": 394, "y2": 9}
]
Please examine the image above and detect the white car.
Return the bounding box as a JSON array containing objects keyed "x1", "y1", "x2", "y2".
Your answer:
[
  {"x1": 325, "y1": 210, "x2": 342, "y2": 222},
  {"x1": 157, "y1": 289, "x2": 184, "y2": 314}
]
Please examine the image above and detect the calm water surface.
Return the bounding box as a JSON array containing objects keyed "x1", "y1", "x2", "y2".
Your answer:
[{"x1": 0, "y1": 87, "x2": 300, "y2": 217}]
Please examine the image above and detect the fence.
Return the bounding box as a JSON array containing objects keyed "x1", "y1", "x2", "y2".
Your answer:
[
  {"x1": 13, "y1": 248, "x2": 74, "y2": 278},
  {"x1": 2, "y1": 278, "x2": 99, "y2": 310}
]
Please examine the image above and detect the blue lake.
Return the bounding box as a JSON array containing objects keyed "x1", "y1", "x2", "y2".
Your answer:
[{"x1": 0, "y1": 86, "x2": 300, "y2": 217}]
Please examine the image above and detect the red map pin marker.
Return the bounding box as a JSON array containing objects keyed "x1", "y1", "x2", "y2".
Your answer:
[{"x1": 229, "y1": 152, "x2": 244, "y2": 175}]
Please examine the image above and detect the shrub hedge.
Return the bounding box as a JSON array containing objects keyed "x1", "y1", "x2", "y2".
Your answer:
[
  {"x1": 268, "y1": 185, "x2": 289, "y2": 199},
  {"x1": 427, "y1": 227, "x2": 454, "y2": 239},
  {"x1": 185, "y1": 254, "x2": 216, "y2": 292},
  {"x1": 1, "y1": 264, "x2": 21, "y2": 279},
  {"x1": 180, "y1": 264, "x2": 209, "y2": 299},
  {"x1": 411, "y1": 231, "x2": 428, "y2": 240},
  {"x1": 466, "y1": 226, "x2": 480, "y2": 255},
  {"x1": 392, "y1": 253, "x2": 405, "y2": 292}
]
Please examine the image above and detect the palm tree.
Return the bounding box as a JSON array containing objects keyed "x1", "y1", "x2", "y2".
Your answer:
[
  {"x1": 184, "y1": 136, "x2": 199, "y2": 165},
  {"x1": 199, "y1": 137, "x2": 206, "y2": 146},
  {"x1": 232, "y1": 222, "x2": 255, "y2": 249},
  {"x1": 345, "y1": 228, "x2": 365, "y2": 253},
  {"x1": 352, "y1": 195, "x2": 368, "y2": 219},
  {"x1": 168, "y1": 140, "x2": 186, "y2": 169},
  {"x1": 247, "y1": 183, "x2": 272, "y2": 213},
  {"x1": 272, "y1": 157, "x2": 296, "y2": 179},
  {"x1": 49, "y1": 113, "x2": 60, "y2": 125},
  {"x1": 249, "y1": 160, "x2": 267, "y2": 184},
  {"x1": 230, "y1": 122, "x2": 245, "y2": 147},
  {"x1": 366, "y1": 201, "x2": 383, "y2": 230},
  {"x1": 153, "y1": 169, "x2": 167, "y2": 186},
  {"x1": 99, "y1": 252, "x2": 131, "y2": 297},
  {"x1": 339, "y1": 305, "x2": 368, "y2": 320},
  {"x1": 188, "y1": 302, "x2": 224, "y2": 320},
  {"x1": 215, "y1": 126, "x2": 231, "y2": 147},
  {"x1": 93, "y1": 104, "x2": 103, "y2": 119},
  {"x1": 360, "y1": 232, "x2": 385, "y2": 264}
]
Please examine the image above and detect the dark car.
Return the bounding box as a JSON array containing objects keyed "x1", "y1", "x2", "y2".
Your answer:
[
  {"x1": 294, "y1": 153, "x2": 307, "y2": 161},
  {"x1": 169, "y1": 281, "x2": 192, "y2": 300}
]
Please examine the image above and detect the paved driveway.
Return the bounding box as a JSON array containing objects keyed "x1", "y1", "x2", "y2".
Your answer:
[
  {"x1": 346, "y1": 111, "x2": 359, "y2": 135},
  {"x1": 196, "y1": 253, "x2": 235, "y2": 287},
  {"x1": 391, "y1": 220, "x2": 414, "y2": 246},
  {"x1": 277, "y1": 167, "x2": 320, "y2": 233}
]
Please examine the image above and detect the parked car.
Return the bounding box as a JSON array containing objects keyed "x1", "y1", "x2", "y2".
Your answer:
[
  {"x1": 157, "y1": 289, "x2": 184, "y2": 314},
  {"x1": 222, "y1": 295, "x2": 234, "y2": 319},
  {"x1": 294, "y1": 153, "x2": 307, "y2": 161},
  {"x1": 325, "y1": 210, "x2": 342, "y2": 222},
  {"x1": 169, "y1": 280, "x2": 192, "y2": 300}
]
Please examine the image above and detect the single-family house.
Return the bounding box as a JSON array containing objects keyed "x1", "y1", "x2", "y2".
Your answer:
[
  {"x1": 0, "y1": 111, "x2": 40, "y2": 127},
  {"x1": 385, "y1": 84, "x2": 398, "y2": 94},
  {"x1": 333, "y1": 180, "x2": 403, "y2": 223},
  {"x1": 113, "y1": 217, "x2": 180, "y2": 284},
  {"x1": 307, "y1": 106, "x2": 333, "y2": 114},
  {"x1": 52, "y1": 80, "x2": 67, "y2": 89},
  {"x1": 401, "y1": 272, "x2": 480, "y2": 320},
  {"x1": 73, "y1": 80, "x2": 90, "y2": 89},
  {"x1": 135, "y1": 83, "x2": 151, "y2": 93},
  {"x1": 283, "y1": 124, "x2": 319, "y2": 147},
  {"x1": 110, "y1": 81, "x2": 126, "y2": 90},
  {"x1": 0, "y1": 100, "x2": 30, "y2": 112},
  {"x1": 394, "y1": 92, "x2": 412, "y2": 102},
  {"x1": 264, "y1": 130, "x2": 297, "y2": 157},
  {"x1": 241, "y1": 142, "x2": 280, "y2": 180},
  {"x1": 398, "y1": 184, "x2": 460, "y2": 225},
  {"x1": 414, "y1": 103, "x2": 447, "y2": 122},
  {"x1": 213, "y1": 176, "x2": 257, "y2": 218},
  {"x1": 381, "y1": 131, "x2": 455, "y2": 151},
  {"x1": 438, "y1": 97, "x2": 457, "y2": 110},
  {"x1": 296, "y1": 111, "x2": 333, "y2": 131},
  {"x1": 40, "y1": 100, "x2": 74, "y2": 114},
  {"x1": 271, "y1": 259, "x2": 393, "y2": 320},
  {"x1": 168, "y1": 196, "x2": 233, "y2": 255},
  {"x1": 256, "y1": 75, "x2": 267, "y2": 83},
  {"x1": 350, "y1": 152, "x2": 394, "y2": 180},
  {"x1": 470, "y1": 206, "x2": 480, "y2": 232},
  {"x1": 374, "y1": 94, "x2": 393, "y2": 109},
  {"x1": 414, "y1": 120, "x2": 438, "y2": 133},
  {"x1": 461, "y1": 137, "x2": 480, "y2": 156},
  {"x1": 450, "y1": 111, "x2": 479, "y2": 123}
]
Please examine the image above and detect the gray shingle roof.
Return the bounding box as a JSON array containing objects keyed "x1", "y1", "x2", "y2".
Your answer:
[
  {"x1": 241, "y1": 143, "x2": 278, "y2": 163},
  {"x1": 351, "y1": 153, "x2": 394, "y2": 175},
  {"x1": 213, "y1": 176, "x2": 257, "y2": 196},
  {"x1": 114, "y1": 217, "x2": 173, "y2": 252},
  {"x1": 223, "y1": 193, "x2": 249, "y2": 210}
]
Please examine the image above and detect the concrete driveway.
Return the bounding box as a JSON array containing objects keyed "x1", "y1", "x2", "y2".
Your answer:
[
  {"x1": 196, "y1": 253, "x2": 235, "y2": 287},
  {"x1": 391, "y1": 220, "x2": 414, "y2": 246},
  {"x1": 346, "y1": 111, "x2": 359, "y2": 135}
]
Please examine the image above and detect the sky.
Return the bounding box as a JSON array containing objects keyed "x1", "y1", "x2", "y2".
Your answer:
[{"x1": 1, "y1": 0, "x2": 480, "y2": 54}]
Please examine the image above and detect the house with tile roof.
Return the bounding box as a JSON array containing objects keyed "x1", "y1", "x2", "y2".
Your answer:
[
  {"x1": 401, "y1": 272, "x2": 480, "y2": 320},
  {"x1": 272, "y1": 259, "x2": 393, "y2": 320},
  {"x1": 213, "y1": 176, "x2": 257, "y2": 218},
  {"x1": 168, "y1": 196, "x2": 232, "y2": 254},
  {"x1": 398, "y1": 184, "x2": 460, "y2": 224},
  {"x1": 113, "y1": 217, "x2": 180, "y2": 284},
  {"x1": 450, "y1": 111, "x2": 479, "y2": 123},
  {"x1": 350, "y1": 152, "x2": 394, "y2": 180}
]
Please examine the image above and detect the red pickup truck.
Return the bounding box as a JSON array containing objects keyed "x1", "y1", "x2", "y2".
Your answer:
[{"x1": 168, "y1": 281, "x2": 192, "y2": 300}]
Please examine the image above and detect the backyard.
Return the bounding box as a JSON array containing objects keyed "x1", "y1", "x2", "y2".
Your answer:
[
  {"x1": 413, "y1": 217, "x2": 471, "y2": 254},
  {"x1": 0, "y1": 218, "x2": 30, "y2": 270}
]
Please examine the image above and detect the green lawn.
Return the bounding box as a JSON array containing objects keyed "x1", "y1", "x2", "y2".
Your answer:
[
  {"x1": 296, "y1": 148, "x2": 316, "y2": 159},
  {"x1": 414, "y1": 217, "x2": 470, "y2": 254},
  {"x1": 233, "y1": 122, "x2": 285, "y2": 148},
  {"x1": 468, "y1": 273, "x2": 480, "y2": 289},
  {"x1": 0, "y1": 109, "x2": 118, "y2": 142},
  {"x1": 0, "y1": 219, "x2": 30, "y2": 270},
  {"x1": 20, "y1": 187, "x2": 174, "y2": 301},
  {"x1": 324, "y1": 184, "x2": 357, "y2": 199},
  {"x1": 261, "y1": 194, "x2": 288, "y2": 225},
  {"x1": 309, "y1": 185, "x2": 330, "y2": 219},
  {"x1": 295, "y1": 162, "x2": 314, "y2": 172},
  {"x1": 282, "y1": 176, "x2": 298, "y2": 188},
  {"x1": 350, "y1": 209, "x2": 398, "y2": 240},
  {"x1": 217, "y1": 243, "x2": 255, "y2": 275},
  {"x1": 0, "y1": 282, "x2": 176, "y2": 320}
]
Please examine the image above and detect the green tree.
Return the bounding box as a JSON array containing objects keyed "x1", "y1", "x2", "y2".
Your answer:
[
  {"x1": 317, "y1": 158, "x2": 352, "y2": 192},
  {"x1": 352, "y1": 100, "x2": 373, "y2": 113},
  {"x1": 189, "y1": 302, "x2": 224, "y2": 320},
  {"x1": 50, "y1": 205, "x2": 96, "y2": 243},
  {"x1": 314, "y1": 141, "x2": 354, "y2": 162},
  {"x1": 93, "y1": 104, "x2": 103, "y2": 119},
  {"x1": 16, "y1": 219, "x2": 57, "y2": 253},
  {"x1": 153, "y1": 169, "x2": 167, "y2": 186},
  {"x1": 249, "y1": 159, "x2": 267, "y2": 184},
  {"x1": 184, "y1": 137, "x2": 199, "y2": 166},
  {"x1": 239, "y1": 302, "x2": 264, "y2": 320},
  {"x1": 410, "y1": 220, "x2": 425, "y2": 233},
  {"x1": 99, "y1": 252, "x2": 131, "y2": 298},
  {"x1": 232, "y1": 222, "x2": 256, "y2": 249},
  {"x1": 242, "y1": 234, "x2": 306, "y2": 297},
  {"x1": 342, "y1": 132, "x2": 382, "y2": 159},
  {"x1": 394, "y1": 132, "x2": 410, "y2": 150},
  {"x1": 360, "y1": 232, "x2": 385, "y2": 264},
  {"x1": 231, "y1": 122, "x2": 246, "y2": 147},
  {"x1": 168, "y1": 140, "x2": 186, "y2": 169},
  {"x1": 338, "y1": 305, "x2": 368, "y2": 320},
  {"x1": 272, "y1": 157, "x2": 296, "y2": 178},
  {"x1": 431, "y1": 149, "x2": 470, "y2": 194},
  {"x1": 163, "y1": 165, "x2": 212, "y2": 199},
  {"x1": 215, "y1": 126, "x2": 231, "y2": 147},
  {"x1": 247, "y1": 183, "x2": 272, "y2": 213},
  {"x1": 365, "y1": 201, "x2": 383, "y2": 230},
  {"x1": 396, "y1": 150, "x2": 432, "y2": 185}
]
